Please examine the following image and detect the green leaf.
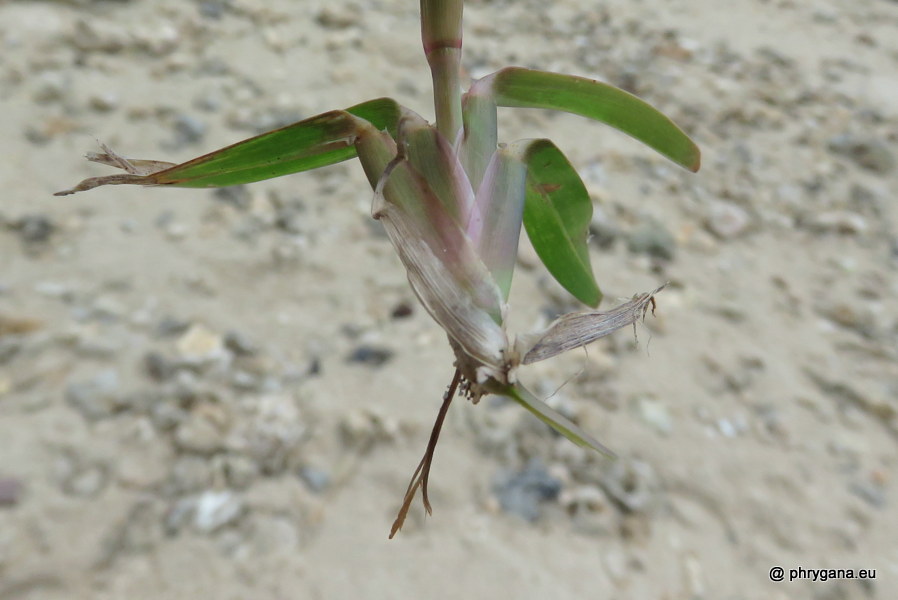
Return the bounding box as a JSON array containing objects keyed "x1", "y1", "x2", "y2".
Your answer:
[
  {"x1": 159, "y1": 97, "x2": 402, "y2": 187},
  {"x1": 56, "y1": 98, "x2": 402, "y2": 195},
  {"x1": 512, "y1": 139, "x2": 601, "y2": 307},
  {"x1": 482, "y1": 67, "x2": 701, "y2": 172},
  {"x1": 491, "y1": 382, "x2": 614, "y2": 457}
]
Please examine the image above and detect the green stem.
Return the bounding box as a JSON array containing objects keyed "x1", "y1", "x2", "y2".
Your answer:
[
  {"x1": 421, "y1": 0, "x2": 464, "y2": 140},
  {"x1": 428, "y1": 49, "x2": 463, "y2": 140}
]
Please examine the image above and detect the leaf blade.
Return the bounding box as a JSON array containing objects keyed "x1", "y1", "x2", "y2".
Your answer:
[
  {"x1": 513, "y1": 139, "x2": 601, "y2": 307},
  {"x1": 157, "y1": 97, "x2": 402, "y2": 187},
  {"x1": 491, "y1": 382, "x2": 614, "y2": 457},
  {"x1": 484, "y1": 67, "x2": 701, "y2": 172},
  {"x1": 56, "y1": 98, "x2": 402, "y2": 195}
]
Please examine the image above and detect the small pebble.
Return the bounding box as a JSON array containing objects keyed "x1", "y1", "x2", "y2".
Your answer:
[
  {"x1": 198, "y1": 1, "x2": 227, "y2": 19},
  {"x1": 137, "y1": 23, "x2": 180, "y2": 57},
  {"x1": 224, "y1": 330, "x2": 258, "y2": 356},
  {"x1": 849, "y1": 481, "x2": 886, "y2": 509},
  {"x1": 221, "y1": 454, "x2": 259, "y2": 490},
  {"x1": 212, "y1": 186, "x2": 252, "y2": 210},
  {"x1": 176, "y1": 324, "x2": 227, "y2": 364},
  {"x1": 339, "y1": 409, "x2": 401, "y2": 447},
  {"x1": 632, "y1": 396, "x2": 673, "y2": 435},
  {"x1": 166, "y1": 496, "x2": 197, "y2": 535},
  {"x1": 151, "y1": 399, "x2": 188, "y2": 431},
  {"x1": 717, "y1": 417, "x2": 737, "y2": 438},
  {"x1": 114, "y1": 500, "x2": 161, "y2": 556},
  {"x1": 71, "y1": 19, "x2": 127, "y2": 53},
  {"x1": 144, "y1": 351, "x2": 178, "y2": 381},
  {"x1": 174, "y1": 414, "x2": 225, "y2": 455},
  {"x1": 88, "y1": 92, "x2": 120, "y2": 112},
  {"x1": 60, "y1": 461, "x2": 108, "y2": 498},
  {"x1": 235, "y1": 394, "x2": 306, "y2": 474},
  {"x1": 35, "y1": 281, "x2": 73, "y2": 300},
  {"x1": 828, "y1": 133, "x2": 895, "y2": 174},
  {"x1": 390, "y1": 301, "x2": 414, "y2": 319},
  {"x1": 808, "y1": 211, "x2": 869, "y2": 235},
  {"x1": 589, "y1": 206, "x2": 621, "y2": 249},
  {"x1": 193, "y1": 490, "x2": 243, "y2": 532},
  {"x1": 559, "y1": 485, "x2": 617, "y2": 535},
  {"x1": 315, "y1": 6, "x2": 360, "y2": 29},
  {"x1": 493, "y1": 459, "x2": 562, "y2": 522},
  {"x1": 816, "y1": 301, "x2": 876, "y2": 337},
  {"x1": 171, "y1": 114, "x2": 206, "y2": 147},
  {"x1": 31, "y1": 72, "x2": 70, "y2": 104},
  {"x1": 346, "y1": 344, "x2": 394, "y2": 367},
  {"x1": 626, "y1": 219, "x2": 677, "y2": 260},
  {"x1": 12, "y1": 214, "x2": 55, "y2": 244},
  {"x1": 168, "y1": 455, "x2": 213, "y2": 494},
  {"x1": 706, "y1": 201, "x2": 751, "y2": 239},
  {"x1": 157, "y1": 316, "x2": 191, "y2": 337},
  {"x1": 298, "y1": 465, "x2": 330, "y2": 493},
  {"x1": 0, "y1": 315, "x2": 42, "y2": 337},
  {"x1": 600, "y1": 458, "x2": 659, "y2": 513},
  {"x1": 274, "y1": 199, "x2": 307, "y2": 234},
  {"x1": 65, "y1": 369, "x2": 121, "y2": 421},
  {"x1": 0, "y1": 478, "x2": 23, "y2": 506}
]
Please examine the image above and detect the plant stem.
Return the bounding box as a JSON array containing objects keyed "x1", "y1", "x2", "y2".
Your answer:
[
  {"x1": 389, "y1": 368, "x2": 462, "y2": 538},
  {"x1": 421, "y1": 0, "x2": 464, "y2": 140}
]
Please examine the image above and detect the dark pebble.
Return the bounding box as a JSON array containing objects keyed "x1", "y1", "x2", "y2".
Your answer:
[
  {"x1": 589, "y1": 208, "x2": 620, "y2": 249},
  {"x1": 65, "y1": 370, "x2": 121, "y2": 421},
  {"x1": 157, "y1": 317, "x2": 191, "y2": 337},
  {"x1": 224, "y1": 330, "x2": 258, "y2": 356},
  {"x1": 145, "y1": 351, "x2": 177, "y2": 381},
  {"x1": 849, "y1": 481, "x2": 886, "y2": 509},
  {"x1": 0, "y1": 338, "x2": 22, "y2": 365},
  {"x1": 12, "y1": 215, "x2": 55, "y2": 244},
  {"x1": 626, "y1": 220, "x2": 676, "y2": 260},
  {"x1": 198, "y1": 1, "x2": 226, "y2": 19},
  {"x1": 600, "y1": 458, "x2": 658, "y2": 514},
  {"x1": 172, "y1": 114, "x2": 207, "y2": 146},
  {"x1": 828, "y1": 133, "x2": 895, "y2": 174},
  {"x1": 390, "y1": 301, "x2": 414, "y2": 319},
  {"x1": 0, "y1": 478, "x2": 22, "y2": 506},
  {"x1": 212, "y1": 186, "x2": 252, "y2": 210},
  {"x1": 493, "y1": 460, "x2": 562, "y2": 522},
  {"x1": 346, "y1": 345, "x2": 394, "y2": 367}
]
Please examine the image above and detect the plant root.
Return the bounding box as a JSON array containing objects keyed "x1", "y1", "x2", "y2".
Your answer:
[{"x1": 389, "y1": 369, "x2": 462, "y2": 539}]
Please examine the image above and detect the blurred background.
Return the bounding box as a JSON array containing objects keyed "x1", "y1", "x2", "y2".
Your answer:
[{"x1": 1, "y1": 0, "x2": 896, "y2": 598}]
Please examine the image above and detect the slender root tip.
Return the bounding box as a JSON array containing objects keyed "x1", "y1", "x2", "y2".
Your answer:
[{"x1": 388, "y1": 369, "x2": 461, "y2": 539}]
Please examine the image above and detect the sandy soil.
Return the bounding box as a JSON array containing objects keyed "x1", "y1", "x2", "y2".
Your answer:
[{"x1": 1, "y1": 0, "x2": 897, "y2": 598}]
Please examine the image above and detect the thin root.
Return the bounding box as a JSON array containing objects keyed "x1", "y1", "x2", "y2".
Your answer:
[{"x1": 389, "y1": 369, "x2": 461, "y2": 539}]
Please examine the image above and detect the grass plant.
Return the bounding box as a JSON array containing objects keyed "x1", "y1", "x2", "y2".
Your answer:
[{"x1": 58, "y1": 0, "x2": 700, "y2": 537}]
